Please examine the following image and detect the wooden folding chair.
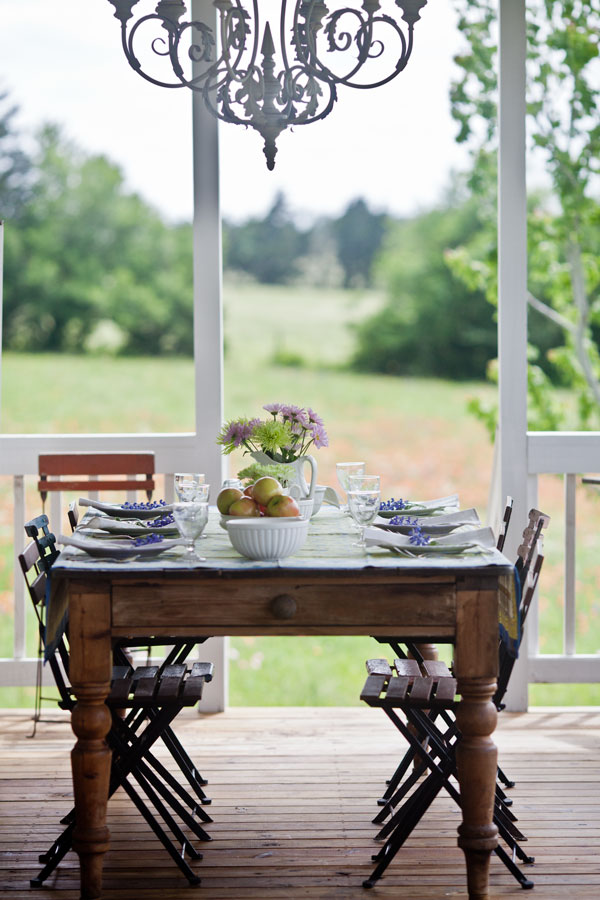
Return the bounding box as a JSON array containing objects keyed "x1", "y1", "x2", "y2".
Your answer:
[
  {"x1": 19, "y1": 531, "x2": 214, "y2": 887},
  {"x1": 38, "y1": 451, "x2": 155, "y2": 507},
  {"x1": 360, "y1": 508, "x2": 550, "y2": 890}
]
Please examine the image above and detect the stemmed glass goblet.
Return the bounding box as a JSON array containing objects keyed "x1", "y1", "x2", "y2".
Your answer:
[
  {"x1": 172, "y1": 501, "x2": 208, "y2": 560},
  {"x1": 336, "y1": 461, "x2": 366, "y2": 511},
  {"x1": 347, "y1": 481, "x2": 381, "y2": 547}
]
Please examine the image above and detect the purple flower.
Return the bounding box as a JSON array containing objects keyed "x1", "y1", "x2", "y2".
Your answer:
[
  {"x1": 311, "y1": 423, "x2": 329, "y2": 448},
  {"x1": 263, "y1": 402, "x2": 283, "y2": 415},
  {"x1": 307, "y1": 407, "x2": 324, "y2": 427},
  {"x1": 409, "y1": 527, "x2": 431, "y2": 547},
  {"x1": 390, "y1": 515, "x2": 419, "y2": 526},
  {"x1": 280, "y1": 404, "x2": 304, "y2": 421}
]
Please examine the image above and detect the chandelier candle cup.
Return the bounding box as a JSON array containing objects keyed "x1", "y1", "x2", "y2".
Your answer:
[
  {"x1": 172, "y1": 501, "x2": 209, "y2": 560},
  {"x1": 348, "y1": 488, "x2": 381, "y2": 547}
]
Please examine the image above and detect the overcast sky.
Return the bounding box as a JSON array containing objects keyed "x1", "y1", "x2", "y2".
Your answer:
[{"x1": 0, "y1": 1, "x2": 470, "y2": 223}]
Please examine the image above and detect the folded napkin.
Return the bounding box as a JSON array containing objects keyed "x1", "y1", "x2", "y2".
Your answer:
[
  {"x1": 374, "y1": 507, "x2": 480, "y2": 528},
  {"x1": 378, "y1": 494, "x2": 460, "y2": 518},
  {"x1": 84, "y1": 515, "x2": 179, "y2": 536},
  {"x1": 78, "y1": 497, "x2": 174, "y2": 518},
  {"x1": 364, "y1": 525, "x2": 496, "y2": 554}
]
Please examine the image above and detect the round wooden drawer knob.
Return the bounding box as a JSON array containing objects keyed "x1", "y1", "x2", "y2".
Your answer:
[{"x1": 271, "y1": 594, "x2": 297, "y2": 619}]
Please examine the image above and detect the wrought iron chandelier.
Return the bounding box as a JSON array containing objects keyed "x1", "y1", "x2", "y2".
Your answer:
[{"x1": 108, "y1": 1, "x2": 428, "y2": 169}]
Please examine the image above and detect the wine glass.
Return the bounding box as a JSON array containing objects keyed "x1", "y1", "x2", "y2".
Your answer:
[
  {"x1": 174, "y1": 474, "x2": 208, "y2": 502},
  {"x1": 347, "y1": 475, "x2": 381, "y2": 493},
  {"x1": 336, "y1": 461, "x2": 366, "y2": 511},
  {"x1": 172, "y1": 501, "x2": 209, "y2": 560},
  {"x1": 347, "y1": 487, "x2": 381, "y2": 547}
]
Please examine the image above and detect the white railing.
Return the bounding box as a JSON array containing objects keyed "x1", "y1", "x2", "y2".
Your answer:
[
  {"x1": 0, "y1": 432, "x2": 228, "y2": 710},
  {"x1": 523, "y1": 432, "x2": 600, "y2": 686}
]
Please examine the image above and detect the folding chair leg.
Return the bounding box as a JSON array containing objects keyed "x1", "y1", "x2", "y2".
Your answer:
[
  {"x1": 365, "y1": 769, "x2": 445, "y2": 888},
  {"x1": 494, "y1": 843, "x2": 535, "y2": 889},
  {"x1": 120, "y1": 773, "x2": 202, "y2": 885},
  {"x1": 159, "y1": 722, "x2": 212, "y2": 796},
  {"x1": 498, "y1": 763, "x2": 516, "y2": 789},
  {"x1": 31, "y1": 822, "x2": 75, "y2": 887},
  {"x1": 143, "y1": 748, "x2": 213, "y2": 823},
  {"x1": 132, "y1": 758, "x2": 213, "y2": 842},
  {"x1": 373, "y1": 761, "x2": 427, "y2": 825}
]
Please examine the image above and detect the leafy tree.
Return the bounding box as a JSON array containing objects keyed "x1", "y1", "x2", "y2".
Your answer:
[
  {"x1": 224, "y1": 192, "x2": 308, "y2": 284},
  {"x1": 3, "y1": 126, "x2": 194, "y2": 355},
  {"x1": 351, "y1": 187, "x2": 498, "y2": 380},
  {"x1": 0, "y1": 89, "x2": 31, "y2": 220},
  {"x1": 449, "y1": 0, "x2": 600, "y2": 430},
  {"x1": 332, "y1": 198, "x2": 387, "y2": 288}
]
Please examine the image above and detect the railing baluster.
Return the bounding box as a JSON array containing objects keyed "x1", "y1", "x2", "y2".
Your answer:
[
  {"x1": 564, "y1": 473, "x2": 577, "y2": 656},
  {"x1": 50, "y1": 491, "x2": 62, "y2": 536},
  {"x1": 13, "y1": 475, "x2": 26, "y2": 660}
]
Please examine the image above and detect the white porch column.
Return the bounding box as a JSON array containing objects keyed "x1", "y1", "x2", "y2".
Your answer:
[
  {"x1": 0, "y1": 220, "x2": 3, "y2": 430},
  {"x1": 498, "y1": 0, "x2": 529, "y2": 710},
  {"x1": 192, "y1": 0, "x2": 228, "y2": 711}
]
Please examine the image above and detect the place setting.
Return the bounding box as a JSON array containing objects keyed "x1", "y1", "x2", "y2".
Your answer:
[
  {"x1": 332, "y1": 459, "x2": 494, "y2": 559},
  {"x1": 60, "y1": 473, "x2": 211, "y2": 563}
]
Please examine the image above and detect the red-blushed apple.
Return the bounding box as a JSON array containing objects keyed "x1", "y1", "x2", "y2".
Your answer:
[
  {"x1": 228, "y1": 497, "x2": 261, "y2": 517},
  {"x1": 243, "y1": 485, "x2": 255, "y2": 498},
  {"x1": 266, "y1": 494, "x2": 300, "y2": 517},
  {"x1": 252, "y1": 476, "x2": 283, "y2": 507},
  {"x1": 217, "y1": 487, "x2": 243, "y2": 515}
]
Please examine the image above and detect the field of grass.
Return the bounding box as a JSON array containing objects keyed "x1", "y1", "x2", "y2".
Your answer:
[{"x1": 1, "y1": 280, "x2": 599, "y2": 708}]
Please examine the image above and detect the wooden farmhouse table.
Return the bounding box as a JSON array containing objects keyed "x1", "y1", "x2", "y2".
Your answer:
[{"x1": 48, "y1": 509, "x2": 514, "y2": 900}]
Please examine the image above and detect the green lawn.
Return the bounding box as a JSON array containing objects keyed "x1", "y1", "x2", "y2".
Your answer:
[{"x1": 1, "y1": 280, "x2": 599, "y2": 707}]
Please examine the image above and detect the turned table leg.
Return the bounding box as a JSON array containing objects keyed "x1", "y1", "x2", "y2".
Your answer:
[
  {"x1": 454, "y1": 585, "x2": 500, "y2": 900},
  {"x1": 68, "y1": 583, "x2": 113, "y2": 899}
]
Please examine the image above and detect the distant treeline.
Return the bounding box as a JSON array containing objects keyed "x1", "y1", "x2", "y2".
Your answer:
[{"x1": 0, "y1": 92, "x2": 560, "y2": 380}]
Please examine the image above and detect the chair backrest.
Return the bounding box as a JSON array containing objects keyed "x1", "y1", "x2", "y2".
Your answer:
[
  {"x1": 67, "y1": 501, "x2": 79, "y2": 532},
  {"x1": 38, "y1": 452, "x2": 155, "y2": 504},
  {"x1": 494, "y1": 509, "x2": 550, "y2": 709},
  {"x1": 18, "y1": 535, "x2": 71, "y2": 704},
  {"x1": 24, "y1": 514, "x2": 60, "y2": 573},
  {"x1": 515, "y1": 507, "x2": 550, "y2": 587},
  {"x1": 496, "y1": 496, "x2": 514, "y2": 552}
]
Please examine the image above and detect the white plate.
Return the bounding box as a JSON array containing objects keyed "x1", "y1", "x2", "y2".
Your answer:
[
  {"x1": 59, "y1": 533, "x2": 181, "y2": 559},
  {"x1": 78, "y1": 498, "x2": 174, "y2": 519}
]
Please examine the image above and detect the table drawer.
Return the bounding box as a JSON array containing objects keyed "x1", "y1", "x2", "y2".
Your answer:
[{"x1": 112, "y1": 578, "x2": 457, "y2": 633}]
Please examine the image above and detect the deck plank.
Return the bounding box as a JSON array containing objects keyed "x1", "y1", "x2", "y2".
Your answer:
[{"x1": 1, "y1": 707, "x2": 599, "y2": 898}]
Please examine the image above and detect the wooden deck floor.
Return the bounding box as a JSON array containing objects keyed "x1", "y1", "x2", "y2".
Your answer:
[{"x1": 1, "y1": 707, "x2": 599, "y2": 899}]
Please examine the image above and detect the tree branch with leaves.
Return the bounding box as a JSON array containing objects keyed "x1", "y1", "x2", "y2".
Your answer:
[{"x1": 448, "y1": 0, "x2": 600, "y2": 431}]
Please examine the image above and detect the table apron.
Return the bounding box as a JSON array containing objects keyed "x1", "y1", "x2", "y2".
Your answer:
[{"x1": 111, "y1": 577, "x2": 457, "y2": 634}]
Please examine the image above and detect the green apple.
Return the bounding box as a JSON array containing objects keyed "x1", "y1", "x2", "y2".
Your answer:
[
  {"x1": 266, "y1": 494, "x2": 300, "y2": 517},
  {"x1": 228, "y1": 497, "x2": 261, "y2": 517},
  {"x1": 252, "y1": 476, "x2": 283, "y2": 507},
  {"x1": 217, "y1": 487, "x2": 243, "y2": 514}
]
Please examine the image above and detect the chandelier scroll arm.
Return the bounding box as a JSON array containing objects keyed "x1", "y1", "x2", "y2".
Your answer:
[{"x1": 106, "y1": 0, "x2": 429, "y2": 169}]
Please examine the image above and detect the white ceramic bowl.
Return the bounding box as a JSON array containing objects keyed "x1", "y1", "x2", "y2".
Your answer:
[{"x1": 226, "y1": 517, "x2": 309, "y2": 560}]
